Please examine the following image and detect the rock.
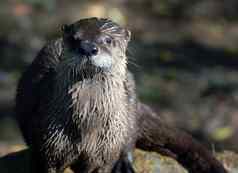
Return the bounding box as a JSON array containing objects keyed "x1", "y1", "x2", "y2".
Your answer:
[{"x1": 0, "y1": 145, "x2": 236, "y2": 173}]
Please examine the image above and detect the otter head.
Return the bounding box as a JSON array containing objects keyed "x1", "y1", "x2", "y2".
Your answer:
[{"x1": 60, "y1": 18, "x2": 131, "y2": 78}]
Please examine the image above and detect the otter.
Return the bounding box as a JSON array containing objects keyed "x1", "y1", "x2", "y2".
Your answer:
[{"x1": 16, "y1": 17, "x2": 227, "y2": 173}]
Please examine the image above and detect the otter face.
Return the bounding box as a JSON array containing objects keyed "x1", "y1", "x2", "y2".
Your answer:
[{"x1": 62, "y1": 18, "x2": 131, "y2": 72}]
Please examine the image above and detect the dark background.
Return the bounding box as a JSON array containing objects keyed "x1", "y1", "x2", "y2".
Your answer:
[{"x1": 1, "y1": 0, "x2": 238, "y2": 152}]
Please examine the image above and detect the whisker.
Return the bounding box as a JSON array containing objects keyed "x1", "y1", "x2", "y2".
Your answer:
[{"x1": 128, "y1": 60, "x2": 140, "y2": 69}]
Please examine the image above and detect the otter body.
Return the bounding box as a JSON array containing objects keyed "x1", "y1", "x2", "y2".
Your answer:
[
  {"x1": 16, "y1": 18, "x2": 136, "y2": 173},
  {"x1": 16, "y1": 18, "x2": 227, "y2": 173}
]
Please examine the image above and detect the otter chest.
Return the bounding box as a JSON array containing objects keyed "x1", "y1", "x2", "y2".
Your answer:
[{"x1": 68, "y1": 78, "x2": 130, "y2": 159}]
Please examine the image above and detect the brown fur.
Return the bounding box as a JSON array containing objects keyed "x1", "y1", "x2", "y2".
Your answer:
[{"x1": 16, "y1": 18, "x2": 136, "y2": 173}]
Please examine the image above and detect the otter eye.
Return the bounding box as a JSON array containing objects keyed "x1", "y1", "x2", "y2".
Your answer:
[{"x1": 105, "y1": 37, "x2": 112, "y2": 44}]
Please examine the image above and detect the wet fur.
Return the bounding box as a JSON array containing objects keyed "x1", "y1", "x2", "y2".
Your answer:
[
  {"x1": 16, "y1": 18, "x2": 136, "y2": 173},
  {"x1": 44, "y1": 61, "x2": 135, "y2": 164}
]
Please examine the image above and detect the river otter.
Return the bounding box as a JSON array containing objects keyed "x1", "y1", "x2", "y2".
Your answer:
[{"x1": 16, "y1": 17, "x2": 227, "y2": 173}]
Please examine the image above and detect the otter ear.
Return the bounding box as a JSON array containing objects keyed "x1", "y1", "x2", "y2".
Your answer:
[{"x1": 125, "y1": 29, "x2": 131, "y2": 42}]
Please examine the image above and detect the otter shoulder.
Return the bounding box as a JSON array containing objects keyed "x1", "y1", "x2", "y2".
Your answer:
[
  {"x1": 35, "y1": 38, "x2": 63, "y2": 67},
  {"x1": 16, "y1": 38, "x2": 63, "y2": 117}
]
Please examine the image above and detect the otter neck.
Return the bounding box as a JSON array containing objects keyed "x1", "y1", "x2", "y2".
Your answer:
[
  {"x1": 70, "y1": 71, "x2": 128, "y2": 126},
  {"x1": 56, "y1": 69, "x2": 130, "y2": 157},
  {"x1": 54, "y1": 55, "x2": 129, "y2": 131}
]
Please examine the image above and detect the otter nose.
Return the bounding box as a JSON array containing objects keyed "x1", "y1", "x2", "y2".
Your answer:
[{"x1": 79, "y1": 40, "x2": 98, "y2": 56}]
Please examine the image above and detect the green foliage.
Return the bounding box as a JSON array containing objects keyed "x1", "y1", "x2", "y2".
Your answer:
[{"x1": 211, "y1": 127, "x2": 234, "y2": 141}]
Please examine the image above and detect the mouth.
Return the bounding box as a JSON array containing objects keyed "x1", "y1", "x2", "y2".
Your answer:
[
  {"x1": 90, "y1": 54, "x2": 113, "y2": 70},
  {"x1": 78, "y1": 53, "x2": 112, "y2": 71},
  {"x1": 77, "y1": 54, "x2": 112, "y2": 75}
]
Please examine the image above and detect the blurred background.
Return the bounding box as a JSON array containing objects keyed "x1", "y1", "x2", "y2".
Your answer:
[{"x1": 1, "y1": 0, "x2": 238, "y2": 155}]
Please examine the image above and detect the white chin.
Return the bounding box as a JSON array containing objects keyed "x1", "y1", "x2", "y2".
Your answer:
[{"x1": 91, "y1": 54, "x2": 112, "y2": 69}]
